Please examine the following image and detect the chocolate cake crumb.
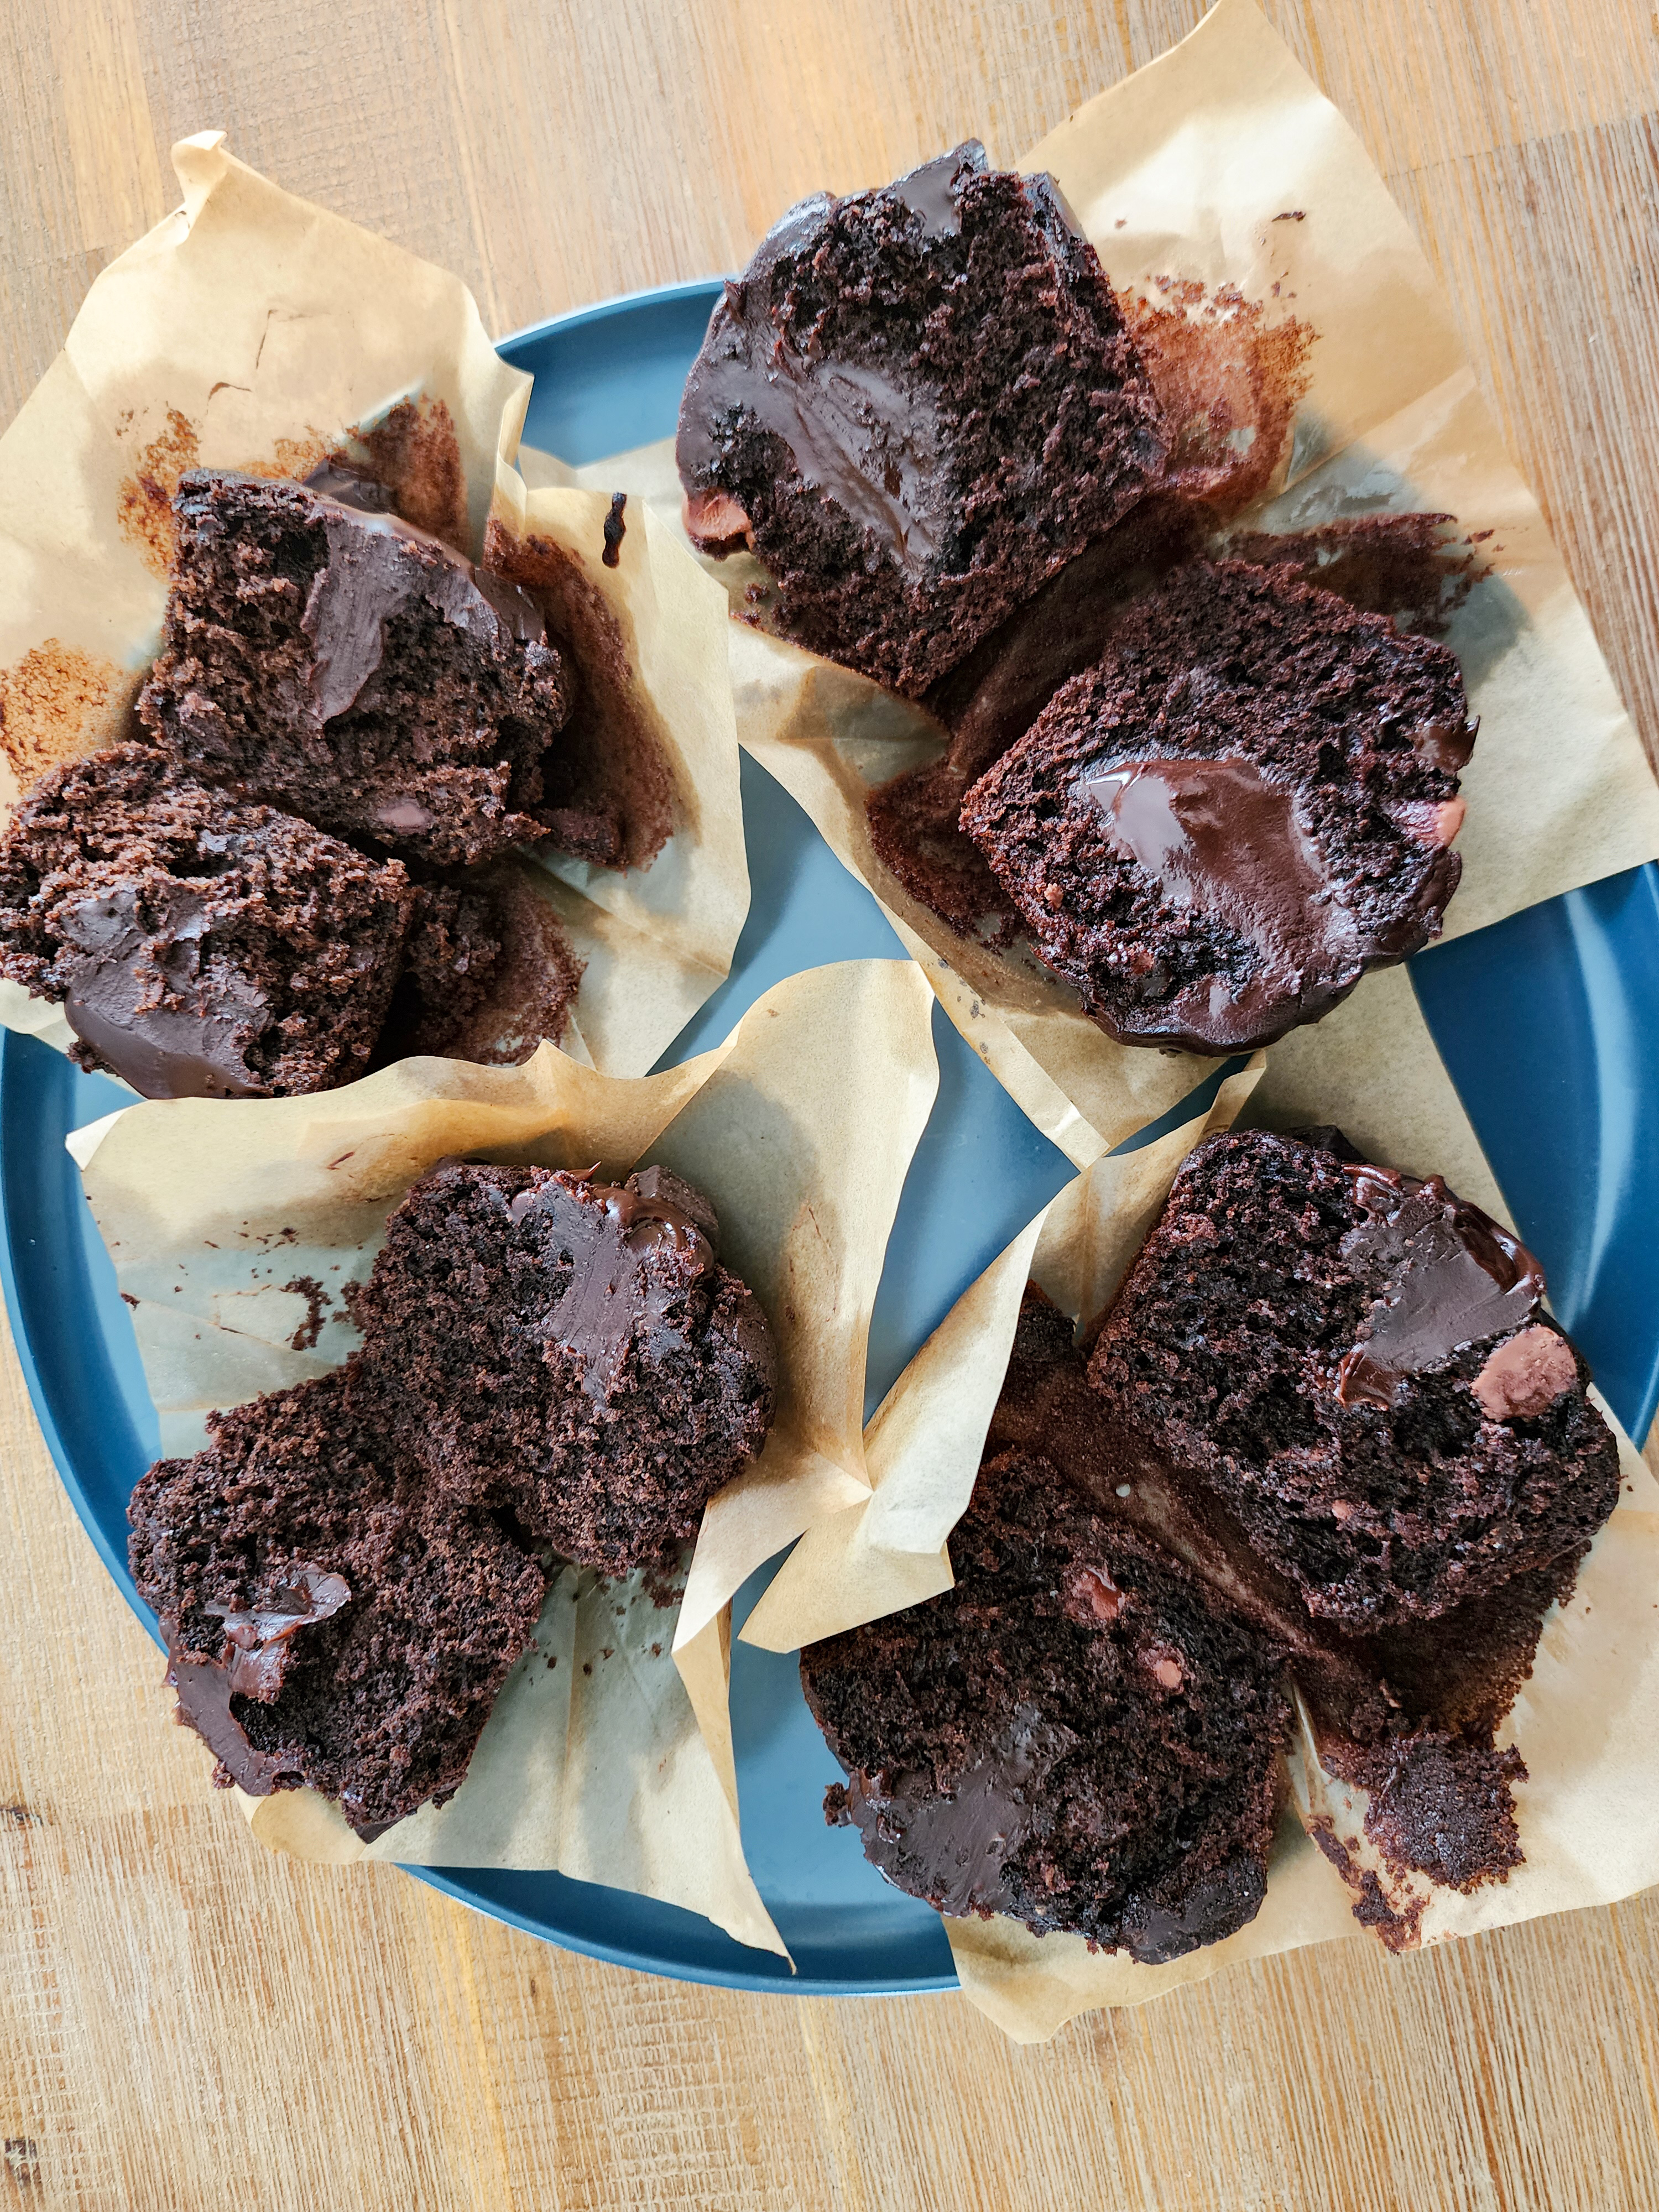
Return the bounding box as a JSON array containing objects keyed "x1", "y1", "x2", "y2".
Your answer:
[
  {"x1": 1326, "y1": 1731, "x2": 1527, "y2": 1891},
  {"x1": 677, "y1": 141, "x2": 1167, "y2": 697},
  {"x1": 1087, "y1": 1129, "x2": 1621, "y2": 1628},
  {"x1": 127, "y1": 1370, "x2": 546, "y2": 1834},
  {"x1": 975, "y1": 1241, "x2": 1594, "y2": 1921},
  {"x1": 376, "y1": 871, "x2": 583, "y2": 1066}
]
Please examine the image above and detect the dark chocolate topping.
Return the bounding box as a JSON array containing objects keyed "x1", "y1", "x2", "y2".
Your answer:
[
  {"x1": 1078, "y1": 754, "x2": 1357, "y2": 1050},
  {"x1": 832, "y1": 1707, "x2": 1077, "y2": 1917},
  {"x1": 888, "y1": 145, "x2": 970, "y2": 239},
  {"x1": 602, "y1": 492, "x2": 627, "y2": 568},
  {"x1": 301, "y1": 493, "x2": 542, "y2": 722},
  {"x1": 1335, "y1": 1167, "x2": 1547, "y2": 1409},
  {"x1": 1119, "y1": 1856, "x2": 1270, "y2": 1965},
  {"x1": 164, "y1": 1564, "x2": 350, "y2": 1794},
  {"x1": 300, "y1": 462, "x2": 399, "y2": 514},
  {"x1": 508, "y1": 1169, "x2": 717, "y2": 1401},
  {"x1": 60, "y1": 883, "x2": 270, "y2": 1099},
  {"x1": 471, "y1": 567, "x2": 548, "y2": 644}
]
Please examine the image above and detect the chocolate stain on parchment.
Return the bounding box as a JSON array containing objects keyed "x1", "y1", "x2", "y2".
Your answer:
[
  {"x1": 1223, "y1": 514, "x2": 1493, "y2": 637},
  {"x1": 481, "y1": 519, "x2": 675, "y2": 871},
  {"x1": 116, "y1": 406, "x2": 201, "y2": 576},
  {"x1": 1308, "y1": 1819, "x2": 1428, "y2": 1952},
  {"x1": 347, "y1": 397, "x2": 471, "y2": 552},
  {"x1": 1124, "y1": 278, "x2": 1316, "y2": 516},
  {"x1": 0, "y1": 641, "x2": 131, "y2": 784}
]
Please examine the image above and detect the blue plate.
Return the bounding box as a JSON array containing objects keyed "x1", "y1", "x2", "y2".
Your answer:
[{"x1": 3, "y1": 283, "x2": 1656, "y2": 1998}]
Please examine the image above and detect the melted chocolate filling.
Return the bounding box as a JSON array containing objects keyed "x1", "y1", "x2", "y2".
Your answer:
[
  {"x1": 60, "y1": 883, "x2": 270, "y2": 1099},
  {"x1": 1079, "y1": 754, "x2": 1359, "y2": 1050},
  {"x1": 1335, "y1": 1166, "x2": 1547, "y2": 1410},
  {"x1": 164, "y1": 1564, "x2": 351, "y2": 1793},
  {"x1": 509, "y1": 1166, "x2": 718, "y2": 1401}
]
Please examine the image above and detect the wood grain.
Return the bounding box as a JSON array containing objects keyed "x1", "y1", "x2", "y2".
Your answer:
[{"x1": 3, "y1": 3, "x2": 1658, "y2": 2205}]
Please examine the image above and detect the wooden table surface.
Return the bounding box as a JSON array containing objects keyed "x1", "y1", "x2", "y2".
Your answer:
[{"x1": 4, "y1": 2, "x2": 1659, "y2": 2205}]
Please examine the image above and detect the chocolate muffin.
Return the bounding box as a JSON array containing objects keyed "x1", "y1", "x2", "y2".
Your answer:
[
  {"x1": 959, "y1": 559, "x2": 1476, "y2": 1050},
  {"x1": 349, "y1": 1160, "x2": 777, "y2": 1575},
  {"x1": 1088, "y1": 1128, "x2": 1620, "y2": 1629},
  {"x1": 801, "y1": 1448, "x2": 1291, "y2": 1958},
  {"x1": 0, "y1": 742, "x2": 414, "y2": 1097},
  {"x1": 677, "y1": 141, "x2": 1167, "y2": 697},
  {"x1": 137, "y1": 467, "x2": 573, "y2": 869},
  {"x1": 127, "y1": 1370, "x2": 547, "y2": 1837}
]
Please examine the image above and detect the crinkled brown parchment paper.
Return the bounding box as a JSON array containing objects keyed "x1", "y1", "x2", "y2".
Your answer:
[
  {"x1": 547, "y1": 0, "x2": 1659, "y2": 1162},
  {"x1": 69, "y1": 958, "x2": 938, "y2": 1954},
  {"x1": 0, "y1": 131, "x2": 748, "y2": 1080}
]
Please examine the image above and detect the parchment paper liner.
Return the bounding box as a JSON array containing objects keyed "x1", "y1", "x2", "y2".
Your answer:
[
  {"x1": 0, "y1": 131, "x2": 748, "y2": 1082},
  {"x1": 69, "y1": 957, "x2": 939, "y2": 1955},
  {"x1": 752, "y1": 965, "x2": 1659, "y2": 2036},
  {"x1": 547, "y1": 0, "x2": 1659, "y2": 1162}
]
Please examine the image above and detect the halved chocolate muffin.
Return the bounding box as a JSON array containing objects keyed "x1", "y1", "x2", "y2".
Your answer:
[
  {"x1": 801, "y1": 1448, "x2": 1291, "y2": 1958},
  {"x1": 137, "y1": 467, "x2": 573, "y2": 869},
  {"x1": 127, "y1": 1370, "x2": 546, "y2": 1837},
  {"x1": 677, "y1": 141, "x2": 1167, "y2": 697},
  {"x1": 0, "y1": 742, "x2": 414, "y2": 1096},
  {"x1": 988, "y1": 1275, "x2": 1577, "y2": 1913},
  {"x1": 1087, "y1": 1128, "x2": 1620, "y2": 1628},
  {"x1": 349, "y1": 1160, "x2": 777, "y2": 1575},
  {"x1": 959, "y1": 559, "x2": 1476, "y2": 1050}
]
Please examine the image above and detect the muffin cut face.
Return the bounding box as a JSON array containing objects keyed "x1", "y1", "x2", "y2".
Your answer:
[
  {"x1": 0, "y1": 742, "x2": 415, "y2": 1097},
  {"x1": 800, "y1": 1449, "x2": 1291, "y2": 1959},
  {"x1": 959, "y1": 559, "x2": 1475, "y2": 1051},
  {"x1": 1087, "y1": 1127, "x2": 1620, "y2": 1627},
  {"x1": 127, "y1": 1370, "x2": 547, "y2": 1836},
  {"x1": 137, "y1": 467, "x2": 573, "y2": 870},
  {"x1": 349, "y1": 1159, "x2": 778, "y2": 1576},
  {"x1": 676, "y1": 140, "x2": 1168, "y2": 698}
]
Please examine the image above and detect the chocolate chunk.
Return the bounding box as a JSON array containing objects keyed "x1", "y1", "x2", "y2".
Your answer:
[
  {"x1": 60, "y1": 881, "x2": 271, "y2": 1099},
  {"x1": 829, "y1": 1707, "x2": 1078, "y2": 1918},
  {"x1": 164, "y1": 1565, "x2": 351, "y2": 1790},
  {"x1": 1471, "y1": 1326, "x2": 1580, "y2": 1422},
  {"x1": 601, "y1": 492, "x2": 627, "y2": 568},
  {"x1": 1335, "y1": 1167, "x2": 1548, "y2": 1410},
  {"x1": 507, "y1": 1171, "x2": 717, "y2": 1401}
]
